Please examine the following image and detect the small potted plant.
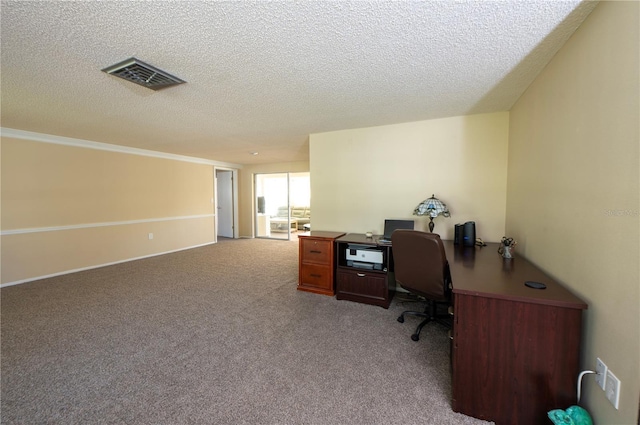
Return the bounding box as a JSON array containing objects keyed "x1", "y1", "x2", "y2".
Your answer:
[{"x1": 498, "y1": 237, "x2": 517, "y2": 259}]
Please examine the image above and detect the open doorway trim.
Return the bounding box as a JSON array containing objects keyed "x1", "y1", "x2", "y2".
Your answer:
[{"x1": 214, "y1": 166, "x2": 239, "y2": 241}]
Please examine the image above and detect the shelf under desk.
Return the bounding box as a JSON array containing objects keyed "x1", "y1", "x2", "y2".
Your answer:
[{"x1": 335, "y1": 233, "x2": 394, "y2": 308}]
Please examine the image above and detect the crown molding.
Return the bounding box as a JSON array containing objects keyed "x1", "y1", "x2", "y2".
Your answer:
[{"x1": 1, "y1": 127, "x2": 242, "y2": 169}]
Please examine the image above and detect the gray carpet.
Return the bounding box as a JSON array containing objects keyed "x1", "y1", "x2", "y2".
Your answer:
[{"x1": 1, "y1": 238, "x2": 492, "y2": 425}]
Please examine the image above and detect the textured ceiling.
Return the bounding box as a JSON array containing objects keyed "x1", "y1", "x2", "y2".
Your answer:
[{"x1": 1, "y1": 1, "x2": 598, "y2": 165}]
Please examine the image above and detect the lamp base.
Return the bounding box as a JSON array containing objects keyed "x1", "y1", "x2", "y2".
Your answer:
[{"x1": 428, "y1": 218, "x2": 435, "y2": 233}]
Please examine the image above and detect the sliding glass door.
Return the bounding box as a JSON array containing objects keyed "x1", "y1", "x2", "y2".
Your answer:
[{"x1": 254, "y1": 172, "x2": 310, "y2": 240}]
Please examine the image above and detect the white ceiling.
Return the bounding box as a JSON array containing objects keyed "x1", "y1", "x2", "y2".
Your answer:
[{"x1": 1, "y1": 1, "x2": 598, "y2": 165}]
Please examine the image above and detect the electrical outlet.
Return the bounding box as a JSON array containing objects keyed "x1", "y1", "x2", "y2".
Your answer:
[
  {"x1": 595, "y1": 357, "x2": 607, "y2": 390},
  {"x1": 605, "y1": 369, "x2": 620, "y2": 409},
  {"x1": 148, "y1": 233, "x2": 154, "y2": 240}
]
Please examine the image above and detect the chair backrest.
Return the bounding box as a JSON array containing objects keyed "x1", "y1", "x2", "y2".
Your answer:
[{"x1": 391, "y1": 230, "x2": 451, "y2": 302}]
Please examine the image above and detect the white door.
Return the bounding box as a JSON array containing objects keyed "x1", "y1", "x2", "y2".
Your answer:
[{"x1": 216, "y1": 170, "x2": 234, "y2": 238}]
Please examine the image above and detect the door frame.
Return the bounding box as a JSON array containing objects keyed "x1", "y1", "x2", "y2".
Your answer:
[
  {"x1": 253, "y1": 171, "x2": 310, "y2": 241},
  {"x1": 254, "y1": 172, "x2": 293, "y2": 240},
  {"x1": 214, "y1": 166, "x2": 239, "y2": 241}
]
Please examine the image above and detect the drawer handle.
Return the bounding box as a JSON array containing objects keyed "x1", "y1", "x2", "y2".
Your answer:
[
  {"x1": 357, "y1": 273, "x2": 366, "y2": 277},
  {"x1": 310, "y1": 250, "x2": 322, "y2": 254},
  {"x1": 310, "y1": 273, "x2": 322, "y2": 278}
]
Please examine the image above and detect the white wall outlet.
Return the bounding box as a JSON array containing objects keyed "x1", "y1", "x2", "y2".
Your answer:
[
  {"x1": 595, "y1": 357, "x2": 607, "y2": 390},
  {"x1": 605, "y1": 369, "x2": 620, "y2": 409},
  {"x1": 148, "y1": 233, "x2": 153, "y2": 240}
]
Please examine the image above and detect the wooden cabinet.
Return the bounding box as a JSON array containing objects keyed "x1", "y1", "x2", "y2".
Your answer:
[
  {"x1": 298, "y1": 231, "x2": 344, "y2": 296},
  {"x1": 335, "y1": 234, "x2": 394, "y2": 308},
  {"x1": 446, "y1": 242, "x2": 587, "y2": 425}
]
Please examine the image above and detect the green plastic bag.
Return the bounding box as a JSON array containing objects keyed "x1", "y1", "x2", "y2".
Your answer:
[{"x1": 547, "y1": 405, "x2": 593, "y2": 425}]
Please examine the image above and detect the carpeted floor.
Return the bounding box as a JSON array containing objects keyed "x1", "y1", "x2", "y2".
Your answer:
[{"x1": 1, "y1": 238, "x2": 493, "y2": 424}]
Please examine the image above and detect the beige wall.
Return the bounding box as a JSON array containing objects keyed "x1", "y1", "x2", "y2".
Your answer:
[
  {"x1": 1, "y1": 136, "x2": 216, "y2": 284},
  {"x1": 309, "y1": 112, "x2": 509, "y2": 241},
  {"x1": 238, "y1": 161, "x2": 310, "y2": 237},
  {"x1": 507, "y1": 2, "x2": 639, "y2": 423}
]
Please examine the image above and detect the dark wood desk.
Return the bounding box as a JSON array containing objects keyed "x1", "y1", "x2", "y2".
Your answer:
[{"x1": 445, "y1": 241, "x2": 587, "y2": 425}]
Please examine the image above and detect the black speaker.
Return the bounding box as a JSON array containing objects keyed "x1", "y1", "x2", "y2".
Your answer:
[
  {"x1": 463, "y1": 221, "x2": 476, "y2": 247},
  {"x1": 454, "y1": 224, "x2": 464, "y2": 245}
]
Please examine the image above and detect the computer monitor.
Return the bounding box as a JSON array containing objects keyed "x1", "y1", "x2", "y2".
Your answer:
[{"x1": 380, "y1": 219, "x2": 414, "y2": 241}]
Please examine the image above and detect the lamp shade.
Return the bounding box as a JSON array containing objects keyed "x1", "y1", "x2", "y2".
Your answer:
[{"x1": 413, "y1": 194, "x2": 450, "y2": 232}]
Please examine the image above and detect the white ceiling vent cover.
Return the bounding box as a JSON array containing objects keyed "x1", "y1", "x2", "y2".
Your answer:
[{"x1": 102, "y1": 57, "x2": 185, "y2": 90}]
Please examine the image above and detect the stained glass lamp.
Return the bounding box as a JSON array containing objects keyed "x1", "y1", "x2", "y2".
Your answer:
[{"x1": 413, "y1": 194, "x2": 451, "y2": 232}]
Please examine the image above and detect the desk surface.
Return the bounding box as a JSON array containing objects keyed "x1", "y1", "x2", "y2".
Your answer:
[
  {"x1": 300, "y1": 231, "x2": 347, "y2": 239},
  {"x1": 444, "y1": 241, "x2": 587, "y2": 310},
  {"x1": 336, "y1": 234, "x2": 587, "y2": 310}
]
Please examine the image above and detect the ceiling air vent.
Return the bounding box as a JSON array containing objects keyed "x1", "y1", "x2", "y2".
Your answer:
[{"x1": 102, "y1": 57, "x2": 185, "y2": 90}]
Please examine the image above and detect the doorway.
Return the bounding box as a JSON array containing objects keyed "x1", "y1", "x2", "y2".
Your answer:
[
  {"x1": 254, "y1": 172, "x2": 310, "y2": 240},
  {"x1": 216, "y1": 169, "x2": 235, "y2": 239}
]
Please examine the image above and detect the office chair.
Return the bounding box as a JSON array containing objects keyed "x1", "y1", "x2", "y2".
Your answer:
[{"x1": 391, "y1": 230, "x2": 452, "y2": 341}]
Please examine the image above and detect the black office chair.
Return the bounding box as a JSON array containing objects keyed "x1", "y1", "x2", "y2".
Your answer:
[{"x1": 391, "y1": 229, "x2": 452, "y2": 341}]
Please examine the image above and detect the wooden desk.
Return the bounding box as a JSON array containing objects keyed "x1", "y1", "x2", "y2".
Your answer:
[{"x1": 445, "y1": 241, "x2": 587, "y2": 425}]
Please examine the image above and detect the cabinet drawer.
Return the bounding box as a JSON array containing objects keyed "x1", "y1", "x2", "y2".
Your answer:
[
  {"x1": 336, "y1": 269, "x2": 387, "y2": 300},
  {"x1": 300, "y1": 264, "x2": 333, "y2": 291},
  {"x1": 300, "y1": 239, "x2": 332, "y2": 265}
]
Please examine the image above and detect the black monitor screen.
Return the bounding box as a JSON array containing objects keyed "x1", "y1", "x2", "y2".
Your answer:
[{"x1": 383, "y1": 219, "x2": 414, "y2": 238}]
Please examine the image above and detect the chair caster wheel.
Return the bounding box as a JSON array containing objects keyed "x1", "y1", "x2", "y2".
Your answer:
[
  {"x1": 397, "y1": 316, "x2": 404, "y2": 323},
  {"x1": 411, "y1": 334, "x2": 419, "y2": 342}
]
